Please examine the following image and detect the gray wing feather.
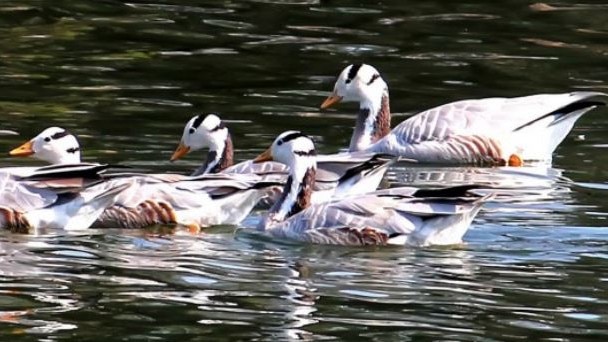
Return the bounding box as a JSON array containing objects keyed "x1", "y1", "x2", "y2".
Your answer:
[
  {"x1": 268, "y1": 195, "x2": 406, "y2": 238},
  {"x1": 223, "y1": 160, "x2": 288, "y2": 175},
  {"x1": 264, "y1": 191, "x2": 491, "y2": 246},
  {"x1": 0, "y1": 173, "x2": 58, "y2": 211},
  {"x1": 384, "y1": 92, "x2": 607, "y2": 145},
  {"x1": 315, "y1": 152, "x2": 390, "y2": 181}
]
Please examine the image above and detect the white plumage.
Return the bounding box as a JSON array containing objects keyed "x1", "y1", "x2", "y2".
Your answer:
[{"x1": 0, "y1": 168, "x2": 128, "y2": 232}]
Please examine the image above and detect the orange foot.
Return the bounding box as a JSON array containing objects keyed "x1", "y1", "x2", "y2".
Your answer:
[
  {"x1": 508, "y1": 154, "x2": 523, "y2": 167},
  {"x1": 184, "y1": 222, "x2": 201, "y2": 235}
]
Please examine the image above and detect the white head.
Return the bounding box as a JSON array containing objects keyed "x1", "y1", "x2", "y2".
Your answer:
[
  {"x1": 171, "y1": 113, "x2": 229, "y2": 161},
  {"x1": 320, "y1": 63, "x2": 388, "y2": 109},
  {"x1": 254, "y1": 131, "x2": 316, "y2": 172},
  {"x1": 9, "y1": 127, "x2": 81, "y2": 164}
]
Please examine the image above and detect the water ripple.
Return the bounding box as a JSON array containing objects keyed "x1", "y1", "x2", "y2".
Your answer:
[{"x1": 124, "y1": 3, "x2": 236, "y2": 14}]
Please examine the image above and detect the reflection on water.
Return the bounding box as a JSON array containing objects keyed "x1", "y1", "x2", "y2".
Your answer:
[
  {"x1": 3, "y1": 227, "x2": 608, "y2": 339},
  {"x1": 389, "y1": 163, "x2": 566, "y2": 190},
  {"x1": 1, "y1": 0, "x2": 608, "y2": 340}
]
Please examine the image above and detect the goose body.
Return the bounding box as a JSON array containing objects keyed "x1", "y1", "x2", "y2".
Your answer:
[
  {"x1": 8, "y1": 127, "x2": 282, "y2": 230},
  {"x1": 253, "y1": 131, "x2": 491, "y2": 246},
  {"x1": 322, "y1": 64, "x2": 607, "y2": 166},
  {"x1": 0, "y1": 169, "x2": 128, "y2": 233},
  {"x1": 93, "y1": 172, "x2": 282, "y2": 229},
  {"x1": 170, "y1": 113, "x2": 397, "y2": 203}
]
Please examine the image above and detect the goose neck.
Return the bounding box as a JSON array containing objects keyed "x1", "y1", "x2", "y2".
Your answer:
[
  {"x1": 349, "y1": 91, "x2": 391, "y2": 152},
  {"x1": 268, "y1": 157, "x2": 316, "y2": 223}
]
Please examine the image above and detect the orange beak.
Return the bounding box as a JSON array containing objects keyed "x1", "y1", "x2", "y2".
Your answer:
[
  {"x1": 253, "y1": 148, "x2": 273, "y2": 163},
  {"x1": 320, "y1": 93, "x2": 343, "y2": 109},
  {"x1": 9, "y1": 140, "x2": 34, "y2": 157},
  {"x1": 170, "y1": 142, "x2": 191, "y2": 162}
]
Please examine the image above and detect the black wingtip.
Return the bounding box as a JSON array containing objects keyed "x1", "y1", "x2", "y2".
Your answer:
[
  {"x1": 514, "y1": 100, "x2": 605, "y2": 132},
  {"x1": 253, "y1": 181, "x2": 284, "y2": 190},
  {"x1": 337, "y1": 154, "x2": 394, "y2": 184},
  {"x1": 412, "y1": 184, "x2": 485, "y2": 198}
]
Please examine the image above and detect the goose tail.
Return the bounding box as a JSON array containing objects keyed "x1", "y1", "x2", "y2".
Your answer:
[
  {"x1": 394, "y1": 193, "x2": 494, "y2": 246},
  {"x1": 512, "y1": 92, "x2": 606, "y2": 160}
]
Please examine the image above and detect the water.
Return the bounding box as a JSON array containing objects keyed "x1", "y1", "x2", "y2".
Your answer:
[{"x1": 1, "y1": 0, "x2": 608, "y2": 340}]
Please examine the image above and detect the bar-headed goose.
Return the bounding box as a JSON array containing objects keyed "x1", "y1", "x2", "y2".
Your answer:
[
  {"x1": 252, "y1": 131, "x2": 491, "y2": 246},
  {"x1": 170, "y1": 113, "x2": 398, "y2": 202},
  {"x1": 321, "y1": 63, "x2": 607, "y2": 166},
  {"x1": 9, "y1": 127, "x2": 283, "y2": 230}
]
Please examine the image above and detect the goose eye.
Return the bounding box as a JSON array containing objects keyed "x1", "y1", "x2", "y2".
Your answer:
[
  {"x1": 277, "y1": 139, "x2": 283, "y2": 146},
  {"x1": 367, "y1": 73, "x2": 380, "y2": 85},
  {"x1": 345, "y1": 79, "x2": 351, "y2": 84},
  {"x1": 188, "y1": 128, "x2": 195, "y2": 134},
  {"x1": 44, "y1": 137, "x2": 51, "y2": 142}
]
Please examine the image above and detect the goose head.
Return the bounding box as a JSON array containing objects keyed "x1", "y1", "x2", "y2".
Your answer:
[
  {"x1": 253, "y1": 131, "x2": 317, "y2": 172},
  {"x1": 321, "y1": 63, "x2": 388, "y2": 109},
  {"x1": 171, "y1": 114, "x2": 227, "y2": 160},
  {"x1": 171, "y1": 114, "x2": 229, "y2": 161},
  {"x1": 170, "y1": 114, "x2": 234, "y2": 175},
  {"x1": 9, "y1": 127, "x2": 81, "y2": 164}
]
